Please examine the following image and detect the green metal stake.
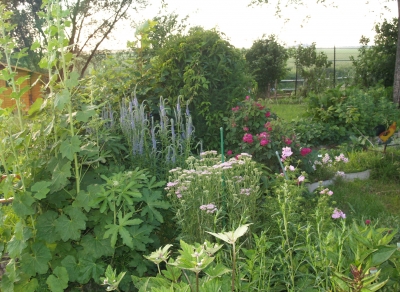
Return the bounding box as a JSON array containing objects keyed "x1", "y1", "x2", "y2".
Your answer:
[
  {"x1": 220, "y1": 127, "x2": 224, "y2": 163},
  {"x1": 276, "y1": 151, "x2": 288, "y2": 180},
  {"x1": 220, "y1": 127, "x2": 227, "y2": 227}
]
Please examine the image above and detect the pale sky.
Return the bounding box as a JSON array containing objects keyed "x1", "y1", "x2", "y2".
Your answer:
[{"x1": 103, "y1": 0, "x2": 398, "y2": 49}]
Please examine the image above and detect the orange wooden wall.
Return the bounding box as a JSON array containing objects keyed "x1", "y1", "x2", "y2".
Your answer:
[{"x1": 0, "y1": 68, "x2": 47, "y2": 110}]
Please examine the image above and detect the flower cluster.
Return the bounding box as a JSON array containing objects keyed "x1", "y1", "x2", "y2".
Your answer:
[
  {"x1": 332, "y1": 208, "x2": 346, "y2": 219},
  {"x1": 200, "y1": 203, "x2": 218, "y2": 214},
  {"x1": 310, "y1": 152, "x2": 349, "y2": 182},
  {"x1": 319, "y1": 188, "x2": 334, "y2": 196},
  {"x1": 243, "y1": 133, "x2": 254, "y2": 144}
]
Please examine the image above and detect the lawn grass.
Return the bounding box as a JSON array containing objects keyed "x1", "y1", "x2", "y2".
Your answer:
[{"x1": 268, "y1": 102, "x2": 307, "y2": 121}]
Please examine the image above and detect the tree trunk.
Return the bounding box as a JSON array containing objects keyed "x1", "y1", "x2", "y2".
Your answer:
[{"x1": 393, "y1": 0, "x2": 400, "y2": 107}]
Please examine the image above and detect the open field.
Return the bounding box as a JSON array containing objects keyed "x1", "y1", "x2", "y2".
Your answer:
[{"x1": 285, "y1": 47, "x2": 360, "y2": 76}]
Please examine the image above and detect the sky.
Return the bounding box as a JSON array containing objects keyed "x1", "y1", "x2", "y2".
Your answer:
[{"x1": 103, "y1": 0, "x2": 398, "y2": 50}]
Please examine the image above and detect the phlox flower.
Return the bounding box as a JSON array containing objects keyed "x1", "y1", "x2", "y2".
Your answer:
[
  {"x1": 332, "y1": 208, "x2": 346, "y2": 219},
  {"x1": 335, "y1": 171, "x2": 345, "y2": 178},
  {"x1": 297, "y1": 175, "x2": 305, "y2": 183},
  {"x1": 200, "y1": 203, "x2": 218, "y2": 214},
  {"x1": 282, "y1": 147, "x2": 293, "y2": 158}
]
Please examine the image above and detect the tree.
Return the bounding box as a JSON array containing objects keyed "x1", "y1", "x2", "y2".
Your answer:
[
  {"x1": 245, "y1": 35, "x2": 288, "y2": 97},
  {"x1": 351, "y1": 18, "x2": 398, "y2": 88},
  {"x1": 250, "y1": 0, "x2": 400, "y2": 106},
  {"x1": 2, "y1": 0, "x2": 147, "y2": 77},
  {"x1": 290, "y1": 43, "x2": 332, "y2": 96},
  {"x1": 153, "y1": 27, "x2": 253, "y2": 148}
]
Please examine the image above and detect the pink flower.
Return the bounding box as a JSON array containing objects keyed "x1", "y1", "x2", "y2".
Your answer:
[
  {"x1": 282, "y1": 147, "x2": 293, "y2": 158},
  {"x1": 327, "y1": 190, "x2": 333, "y2": 196},
  {"x1": 297, "y1": 175, "x2": 305, "y2": 182},
  {"x1": 243, "y1": 126, "x2": 249, "y2": 132},
  {"x1": 242, "y1": 133, "x2": 253, "y2": 144},
  {"x1": 289, "y1": 165, "x2": 295, "y2": 171},
  {"x1": 245, "y1": 95, "x2": 250, "y2": 100},
  {"x1": 260, "y1": 138, "x2": 269, "y2": 146},
  {"x1": 265, "y1": 111, "x2": 271, "y2": 117},
  {"x1": 257, "y1": 131, "x2": 269, "y2": 140},
  {"x1": 232, "y1": 106, "x2": 240, "y2": 112},
  {"x1": 284, "y1": 138, "x2": 292, "y2": 145},
  {"x1": 332, "y1": 208, "x2": 346, "y2": 219},
  {"x1": 300, "y1": 148, "x2": 312, "y2": 156},
  {"x1": 227, "y1": 150, "x2": 233, "y2": 155},
  {"x1": 365, "y1": 219, "x2": 371, "y2": 225}
]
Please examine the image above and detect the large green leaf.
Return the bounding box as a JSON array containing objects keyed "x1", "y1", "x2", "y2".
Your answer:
[
  {"x1": 55, "y1": 206, "x2": 87, "y2": 242},
  {"x1": 140, "y1": 189, "x2": 170, "y2": 223},
  {"x1": 61, "y1": 255, "x2": 79, "y2": 282},
  {"x1": 12, "y1": 192, "x2": 35, "y2": 217},
  {"x1": 54, "y1": 88, "x2": 70, "y2": 110},
  {"x1": 80, "y1": 233, "x2": 113, "y2": 259},
  {"x1": 31, "y1": 181, "x2": 52, "y2": 200},
  {"x1": 21, "y1": 242, "x2": 52, "y2": 276},
  {"x1": 36, "y1": 211, "x2": 61, "y2": 243},
  {"x1": 77, "y1": 257, "x2": 105, "y2": 284},
  {"x1": 47, "y1": 157, "x2": 72, "y2": 192},
  {"x1": 46, "y1": 266, "x2": 69, "y2": 292},
  {"x1": 127, "y1": 224, "x2": 154, "y2": 251},
  {"x1": 60, "y1": 135, "x2": 81, "y2": 161}
]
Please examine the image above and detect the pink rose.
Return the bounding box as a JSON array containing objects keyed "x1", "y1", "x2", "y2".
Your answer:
[
  {"x1": 300, "y1": 148, "x2": 312, "y2": 156},
  {"x1": 243, "y1": 126, "x2": 249, "y2": 132},
  {"x1": 265, "y1": 111, "x2": 271, "y2": 117},
  {"x1": 285, "y1": 138, "x2": 292, "y2": 145},
  {"x1": 260, "y1": 139, "x2": 269, "y2": 146},
  {"x1": 242, "y1": 133, "x2": 253, "y2": 144},
  {"x1": 227, "y1": 150, "x2": 233, "y2": 155},
  {"x1": 245, "y1": 95, "x2": 250, "y2": 100}
]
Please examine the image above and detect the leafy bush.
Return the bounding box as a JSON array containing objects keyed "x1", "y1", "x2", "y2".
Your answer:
[
  {"x1": 305, "y1": 86, "x2": 400, "y2": 138},
  {"x1": 224, "y1": 95, "x2": 313, "y2": 172}
]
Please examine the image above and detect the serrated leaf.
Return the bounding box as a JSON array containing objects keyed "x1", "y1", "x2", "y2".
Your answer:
[
  {"x1": 140, "y1": 189, "x2": 170, "y2": 223},
  {"x1": 21, "y1": 242, "x2": 52, "y2": 276},
  {"x1": 61, "y1": 255, "x2": 79, "y2": 282},
  {"x1": 36, "y1": 211, "x2": 61, "y2": 243},
  {"x1": 76, "y1": 106, "x2": 96, "y2": 122},
  {"x1": 31, "y1": 181, "x2": 52, "y2": 200},
  {"x1": 60, "y1": 136, "x2": 81, "y2": 160},
  {"x1": 55, "y1": 206, "x2": 87, "y2": 241},
  {"x1": 54, "y1": 88, "x2": 70, "y2": 110},
  {"x1": 118, "y1": 226, "x2": 133, "y2": 248},
  {"x1": 128, "y1": 225, "x2": 154, "y2": 251},
  {"x1": 80, "y1": 233, "x2": 113, "y2": 259},
  {"x1": 47, "y1": 157, "x2": 72, "y2": 192},
  {"x1": 77, "y1": 257, "x2": 105, "y2": 284},
  {"x1": 12, "y1": 191, "x2": 35, "y2": 217},
  {"x1": 65, "y1": 71, "x2": 79, "y2": 89},
  {"x1": 204, "y1": 263, "x2": 231, "y2": 278},
  {"x1": 13, "y1": 277, "x2": 39, "y2": 292},
  {"x1": 46, "y1": 266, "x2": 69, "y2": 292}
]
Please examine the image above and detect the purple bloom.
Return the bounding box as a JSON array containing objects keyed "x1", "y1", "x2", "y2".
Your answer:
[{"x1": 332, "y1": 208, "x2": 346, "y2": 219}]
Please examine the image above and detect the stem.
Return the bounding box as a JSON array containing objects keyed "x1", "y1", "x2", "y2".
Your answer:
[
  {"x1": 196, "y1": 272, "x2": 199, "y2": 292},
  {"x1": 231, "y1": 242, "x2": 236, "y2": 292}
]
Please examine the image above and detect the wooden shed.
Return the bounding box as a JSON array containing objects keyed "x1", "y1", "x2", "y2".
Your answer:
[{"x1": 0, "y1": 62, "x2": 48, "y2": 110}]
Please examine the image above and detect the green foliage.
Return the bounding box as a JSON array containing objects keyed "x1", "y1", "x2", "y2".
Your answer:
[
  {"x1": 245, "y1": 35, "x2": 289, "y2": 96},
  {"x1": 153, "y1": 27, "x2": 253, "y2": 148},
  {"x1": 305, "y1": 86, "x2": 400, "y2": 139},
  {"x1": 0, "y1": 3, "x2": 171, "y2": 291},
  {"x1": 351, "y1": 18, "x2": 398, "y2": 88}
]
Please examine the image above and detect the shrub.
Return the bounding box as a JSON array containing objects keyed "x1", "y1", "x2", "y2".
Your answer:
[{"x1": 224, "y1": 95, "x2": 313, "y2": 172}]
